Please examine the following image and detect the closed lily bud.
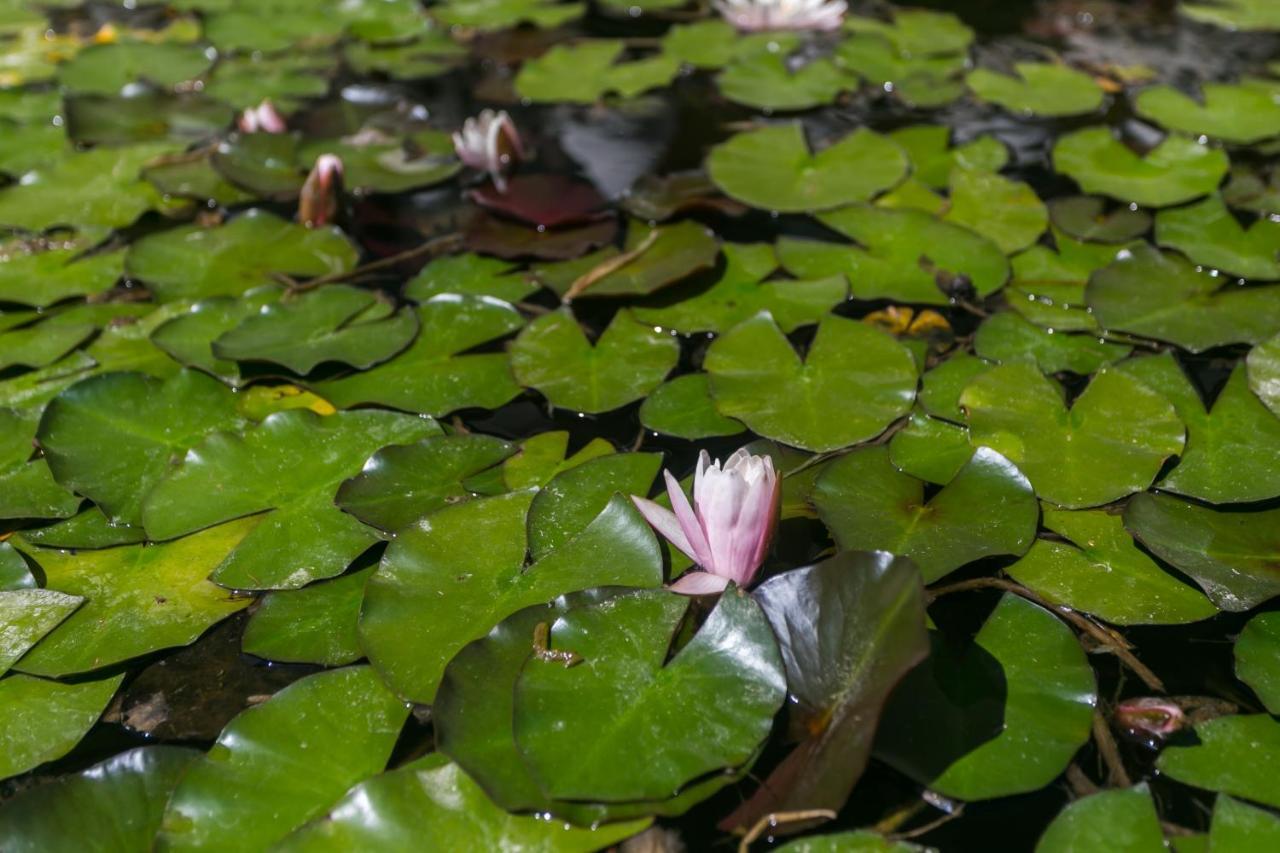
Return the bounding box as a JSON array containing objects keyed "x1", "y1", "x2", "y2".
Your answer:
[
  {"x1": 632, "y1": 448, "x2": 781, "y2": 595},
  {"x1": 237, "y1": 99, "x2": 287, "y2": 134},
  {"x1": 451, "y1": 109, "x2": 525, "y2": 193},
  {"x1": 1114, "y1": 697, "x2": 1187, "y2": 746},
  {"x1": 714, "y1": 0, "x2": 847, "y2": 32},
  {"x1": 299, "y1": 154, "x2": 343, "y2": 228}
]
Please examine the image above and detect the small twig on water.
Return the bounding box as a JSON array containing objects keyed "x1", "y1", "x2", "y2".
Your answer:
[
  {"x1": 738, "y1": 810, "x2": 837, "y2": 853},
  {"x1": 1092, "y1": 711, "x2": 1132, "y2": 787},
  {"x1": 563, "y1": 229, "x2": 660, "y2": 302},
  {"x1": 891, "y1": 804, "x2": 966, "y2": 841},
  {"x1": 298, "y1": 233, "x2": 464, "y2": 290},
  {"x1": 871, "y1": 799, "x2": 928, "y2": 835}
]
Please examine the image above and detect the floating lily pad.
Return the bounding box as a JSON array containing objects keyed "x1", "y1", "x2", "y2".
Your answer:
[
  {"x1": 1036, "y1": 786, "x2": 1165, "y2": 853},
  {"x1": 149, "y1": 287, "x2": 286, "y2": 385},
  {"x1": 203, "y1": 53, "x2": 333, "y2": 111},
  {"x1": 1007, "y1": 506, "x2": 1216, "y2": 625},
  {"x1": 344, "y1": 36, "x2": 466, "y2": 81},
  {"x1": 22, "y1": 506, "x2": 146, "y2": 550},
  {"x1": 974, "y1": 311, "x2": 1130, "y2": 374},
  {"x1": 65, "y1": 92, "x2": 232, "y2": 147},
  {"x1": 125, "y1": 210, "x2": 358, "y2": 303},
  {"x1": 717, "y1": 49, "x2": 857, "y2": 112},
  {"x1": 1154, "y1": 193, "x2": 1280, "y2": 280},
  {"x1": 1180, "y1": 0, "x2": 1280, "y2": 30},
  {"x1": 776, "y1": 832, "x2": 926, "y2": 852},
  {"x1": 0, "y1": 671, "x2": 123, "y2": 781},
  {"x1": 143, "y1": 153, "x2": 257, "y2": 207},
  {"x1": 1049, "y1": 196, "x2": 1152, "y2": 244},
  {"x1": 202, "y1": 6, "x2": 344, "y2": 52},
  {"x1": 503, "y1": 432, "x2": 615, "y2": 492},
  {"x1": 708, "y1": 125, "x2": 907, "y2": 214},
  {"x1": 0, "y1": 542, "x2": 34, "y2": 590},
  {"x1": 0, "y1": 233, "x2": 121, "y2": 308},
  {"x1": 515, "y1": 41, "x2": 678, "y2": 103},
  {"x1": 404, "y1": 254, "x2": 539, "y2": 304},
  {"x1": 967, "y1": 62, "x2": 1105, "y2": 117},
  {"x1": 1053, "y1": 129, "x2": 1229, "y2": 208},
  {"x1": 1248, "y1": 331, "x2": 1280, "y2": 417},
  {"x1": 889, "y1": 125, "x2": 1009, "y2": 190},
  {"x1": 1156, "y1": 714, "x2": 1280, "y2": 809},
  {"x1": 834, "y1": 34, "x2": 967, "y2": 108},
  {"x1": 1125, "y1": 492, "x2": 1280, "y2": 611},
  {"x1": 534, "y1": 219, "x2": 719, "y2": 300},
  {"x1": 1224, "y1": 164, "x2": 1280, "y2": 214},
  {"x1": 705, "y1": 313, "x2": 917, "y2": 452},
  {"x1": 944, "y1": 169, "x2": 1048, "y2": 254},
  {"x1": 0, "y1": 588, "x2": 81, "y2": 675},
  {"x1": 959, "y1": 362, "x2": 1185, "y2": 508},
  {"x1": 0, "y1": 319, "x2": 93, "y2": 370},
  {"x1": 888, "y1": 409, "x2": 974, "y2": 484},
  {"x1": 846, "y1": 8, "x2": 974, "y2": 56},
  {"x1": 58, "y1": 42, "x2": 213, "y2": 96},
  {"x1": 429, "y1": 0, "x2": 583, "y2": 31},
  {"x1": 1236, "y1": 612, "x2": 1280, "y2": 713},
  {"x1": 639, "y1": 374, "x2": 745, "y2": 439},
  {"x1": 315, "y1": 294, "x2": 525, "y2": 416},
  {"x1": 509, "y1": 309, "x2": 678, "y2": 414},
  {"x1": 141, "y1": 409, "x2": 440, "y2": 590},
  {"x1": 527, "y1": 451, "x2": 660, "y2": 558},
  {"x1": 662, "y1": 20, "x2": 739, "y2": 69},
  {"x1": 0, "y1": 408, "x2": 80, "y2": 521},
  {"x1": 1209, "y1": 796, "x2": 1280, "y2": 851},
  {"x1": 157, "y1": 666, "x2": 409, "y2": 851},
  {"x1": 1135, "y1": 79, "x2": 1280, "y2": 145},
  {"x1": 242, "y1": 566, "x2": 373, "y2": 667},
  {"x1": 1008, "y1": 230, "x2": 1128, "y2": 331},
  {"x1": 298, "y1": 131, "x2": 460, "y2": 194},
  {"x1": 210, "y1": 133, "x2": 305, "y2": 198}
]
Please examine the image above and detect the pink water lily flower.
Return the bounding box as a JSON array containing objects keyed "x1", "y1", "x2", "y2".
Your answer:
[
  {"x1": 632, "y1": 449, "x2": 781, "y2": 595},
  {"x1": 714, "y1": 0, "x2": 847, "y2": 32},
  {"x1": 237, "y1": 99, "x2": 287, "y2": 134},
  {"x1": 299, "y1": 154, "x2": 343, "y2": 228},
  {"x1": 452, "y1": 109, "x2": 525, "y2": 192}
]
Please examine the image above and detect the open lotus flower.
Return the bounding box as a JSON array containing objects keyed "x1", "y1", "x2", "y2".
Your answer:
[
  {"x1": 632, "y1": 449, "x2": 781, "y2": 595},
  {"x1": 452, "y1": 109, "x2": 525, "y2": 193},
  {"x1": 714, "y1": 0, "x2": 847, "y2": 32},
  {"x1": 299, "y1": 154, "x2": 343, "y2": 228},
  {"x1": 237, "y1": 99, "x2": 287, "y2": 134}
]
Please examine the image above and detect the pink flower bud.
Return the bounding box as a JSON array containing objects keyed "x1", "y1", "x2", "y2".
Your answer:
[
  {"x1": 299, "y1": 154, "x2": 343, "y2": 228},
  {"x1": 237, "y1": 99, "x2": 287, "y2": 134},
  {"x1": 451, "y1": 109, "x2": 525, "y2": 193},
  {"x1": 1114, "y1": 697, "x2": 1187, "y2": 746}
]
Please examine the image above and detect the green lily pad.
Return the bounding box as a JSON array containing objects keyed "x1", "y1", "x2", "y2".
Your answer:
[
  {"x1": 23, "y1": 506, "x2": 147, "y2": 550},
  {"x1": 203, "y1": 53, "x2": 333, "y2": 111},
  {"x1": 875, "y1": 594, "x2": 1096, "y2": 800},
  {"x1": 1224, "y1": 164, "x2": 1280, "y2": 214},
  {"x1": 0, "y1": 319, "x2": 93, "y2": 370},
  {"x1": 149, "y1": 287, "x2": 286, "y2": 386},
  {"x1": 202, "y1": 7, "x2": 344, "y2": 53},
  {"x1": 944, "y1": 169, "x2": 1048, "y2": 254},
  {"x1": 1007, "y1": 230, "x2": 1129, "y2": 331},
  {"x1": 834, "y1": 34, "x2": 967, "y2": 108},
  {"x1": 143, "y1": 153, "x2": 258, "y2": 207},
  {"x1": 510, "y1": 309, "x2": 678, "y2": 414},
  {"x1": 1086, "y1": 244, "x2": 1280, "y2": 352},
  {"x1": 429, "y1": 0, "x2": 583, "y2": 31},
  {"x1": 0, "y1": 542, "x2": 34, "y2": 590},
  {"x1": 1236, "y1": 612, "x2": 1280, "y2": 713},
  {"x1": 0, "y1": 671, "x2": 123, "y2": 781},
  {"x1": 515, "y1": 41, "x2": 678, "y2": 103},
  {"x1": 141, "y1": 409, "x2": 440, "y2": 590},
  {"x1": 1248, "y1": 331, "x2": 1280, "y2": 417},
  {"x1": 0, "y1": 408, "x2": 81, "y2": 521},
  {"x1": 125, "y1": 210, "x2": 358, "y2": 303},
  {"x1": 1049, "y1": 196, "x2": 1152, "y2": 244},
  {"x1": 707, "y1": 124, "x2": 908, "y2": 213},
  {"x1": 974, "y1": 311, "x2": 1131, "y2": 374},
  {"x1": 1052, "y1": 128, "x2": 1229, "y2": 208},
  {"x1": 513, "y1": 587, "x2": 784, "y2": 802},
  {"x1": 919, "y1": 355, "x2": 992, "y2": 422},
  {"x1": 38, "y1": 370, "x2": 246, "y2": 526},
  {"x1": 1135, "y1": 79, "x2": 1280, "y2": 145},
  {"x1": 1125, "y1": 492, "x2": 1280, "y2": 611},
  {"x1": 336, "y1": 434, "x2": 515, "y2": 532},
  {"x1": 1157, "y1": 714, "x2": 1280, "y2": 809},
  {"x1": 344, "y1": 36, "x2": 466, "y2": 80},
  {"x1": 639, "y1": 373, "x2": 745, "y2": 439},
  {"x1": 501, "y1": 433, "x2": 614, "y2": 493},
  {"x1": 724, "y1": 551, "x2": 927, "y2": 827},
  {"x1": 779, "y1": 205, "x2": 1010, "y2": 304},
  {"x1": 959, "y1": 362, "x2": 1185, "y2": 508},
  {"x1": 242, "y1": 566, "x2": 373, "y2": 666},
  {"x1": 64, "y1": 92, "x2": 232, "y2": 148},
  {"x1": 211, "y1": 132, "x2": 305, "y2": 198},
  {"x1": 1120, "y1": 354, "x2": 1280, "y2": 503},
  {"x1": 1180, "y1": 0, "x2": 1280, "y2": 30},
  {"x1": 0, "y1": 746, "x2": 198, "y2": 850},
  {"x1": 846, "y1": 8, "x2": 974, "y2": 56},
  {"x1": 534, "y1": 219, "x2": 719, "y2": 300},
  {"x1": 277, "y1": 754, "x2": 649, "y2": 851},
  {"x1": 58, "y1": 42, "x2": 213, "y2": 96},
  {"x1": 404, "y1": 253, "x2": 539, "y2": 304},
  {"x1": 0, "y1": 119, "x2": 65, "y2": 174},
  {"x1": 966, "y1": 62, "x2": 1105, "y2": 117},
  {"x1": 526, "y1": 451, "x2": 660, "y2": 560},
  {"x1": 776, "y1": 832, "x2": 926, "y2": 852},
  {"x1": 888, "y1": 409, "x2": 974, "y2": 484},
  {"x1": 1007, "y1": 506, "x2": 1216, "y2": 625},
  {"x1": 889, "y1": 125, "x2": 1009, "y2": 190},
  {"x1": 298, "y1": 131, "x2": 461, "y2": 194},
  {"x1": 0, "y1": 588, "x2": 81, "y2": 675},
  {"x1": 0, "y1": 234, "x2": 122, "y2": 308},
  {"x1": 813, "y1": 446, "x2": 1037, "y2": 583},
  {"x1": 1209, "y1": 796, "x2": 1280, "y2": 852},
  {"x1": 1036, "y1": 786, "x2": 1165, "y2": 853},
  {"x1": 11, "y1": 518, "x2": 254, "y2": 677},
  {"x1": 315, "y1": 294, "x2": 524, "y2": 416},
  {"x1": 1154, "y1": 193, "x2": 1280, "y2": 280},
  {"x1": 360, "y1": 492, "x2": 662, "y2": 703},
  {"x1": 157, "y1": 666, "x2": 409, "y2": 851},
  {"x1": 705, "y1": 313, "x2": 917, "y2": 452},
  {"x1": 717, "y1": 49, "x2": 857, "y2": 112},
  {"x1": 662, "y1": 20, "x2": 739, "y2": 69}
]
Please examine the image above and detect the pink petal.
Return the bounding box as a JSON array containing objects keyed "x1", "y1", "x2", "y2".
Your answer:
[
  {"x1": 698, "y1": 464, "x2": 748, "y2": 577},
  {"x1": 664, "y1": 470, "x2": 713, "y2": 569},
  {"x1": 630, "y1": 496, "x2": 696, "y2": 563},
  {"x1": 669, "y1": 572, "x2": 731, "y2": 595}
]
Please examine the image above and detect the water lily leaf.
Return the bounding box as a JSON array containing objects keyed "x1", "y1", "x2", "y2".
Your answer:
[
  {"x1": 344, "y1": 36, "x2": 466, "y2": 80},
  {"x1": 125, "y1": 210, "x2": 358, "y2": 303},
  {"x1": 149, "y1": 287, "x2": 286, "y2": 386},
  {"x1": 723, "y1": 551, "x2": 927, "y2": 828},
  {"x1": 707, "y1": 124, "x2": 909, "y2": 213},
  {"x1": 1125, "y1": 492, "x2": 1280, "y2": 611},
  {"x1": 1008, "y1": 506, "x2": 1216, "y2": 625},
  {"x1": 334, "y1": 0, "x2": 433, "y2": 42},
  {"x1": 278, "y1": 754, "x2": 649, "y2": 851},
  {"x1": 1135, "y1": 79, "x2": 1280, "y2": 144},
  {"x1": 210, "y1": 132, "x2": 305, "y2": 198},
  {"x1": 242, "y1": 566, "x2": 373, "y2": 667},
  {"x1": 705, "y1": 313, "x2": 917, "y2": 452},
  {"x1": 202, "y1": 7, "x2": 344, "y2": 52},
  {"x1": 1052, "y1": 128, "x2": 1229, "y2": 208},
  {"x1": 640, "y1": 374, "x2": 745, "y2": 440},
  {"x1": 58, "y1": 42, "x2": 213, "y2": 95},
  {"x1": 64, "y1": 92, "x2": 232, "y2": 147},
  {"x1": 1049, "y1": 196, "x2": 1152, "y2": 244},
  {"x1": 510, "y1": 309, "x2": 678, "y2": 414},
  {"x1": 1086, "y1": 244, "x2": 1280, "y2": 352},
  {"x1": 336, "y1": 434, "x2": 515, "y2": 532},
  {"x1": 0, "y1": 588, "x2": 81, "y2": 675},
  {"x1": 944, "y1": 169, "x2": 1048, "y2": 254},
  {"x1": 0, "y1": 234, "x2": 122, "y2": 308},
  {"x1": 0, "y1": 542, "x2": 34, "y2": 590},
  {"x1": 1209, "y1": 795, "x2": 1280, "y2": 851},
  {"x1": 834, "y1": 34, "x2": 966, "y2": 108},
  {"x1": 157, "y1": 666, "x2": 409, "y2": 851},
  {"x1": 38, "y1": 370, "x2": 246, "y2": 526},
  {"x1": 974, "y1": 311, "x2": 1130, "y2": 374},
  {"x1": 846, "y1": 8, "x2": 974, "y2": 56},
  {"x1": 919, "y1": 355, "x2": 992, "y2": 422},
  {"x1": 143, "y1": 153, "x2": 257, "y2": 207},
  {"x1": 316, "y1": 294, "x2": 524, "y2": 417},
  {"x1": 1157, "y1": 714, "x2": 1280, "y2": 809},
  {"x1": 298, "y1": 131, "x2": 461, "y2": 194},
  {"x1": 1248, "y1": 331, "x2": 1280, "y2": 417},
  {"x1": 514, "y1": 587, "x2": 784, "y2": 802},
  {"x1": 360, "y1": 492, "x2": 662, "y2": 703},
  {"x1": 463, "y1": 212, "x2": 618, "y2": 261},
  {"x1": 0, "y1": 671, "x2": 122, "y2": 781},
  {"x1": 11, "y1": 518, "x2": 254, "y2": 677},
  {"x1": 527, "y1": 451, "x2": 660, "y2": 559},
  {"x1": 1008, "y1": 230, "x2": 1128, "y2": 331},
  {"x1": 1180, "y1": 0, "x2": 1280, "y2": 30},
  {"x1": 814, "y1": 447, "x2": 1037, "y2": 583},
  {"x1": 1236, "y1": 612, "x2": 1280, "y2": 713},
  {"x1": 662, "y1": 20, "x2": 739, "y2": 69},
  {"x1": 0, "y1": 143, "x2": 173, "y2": 231},
  {"x1": 889, "y1": 125, "x2": 1008, "y2": 190},
  {"x1": 875, "y1": 594, "x2": 1096, "y2": 800},
  {"x1": 0, "y1": 319, "x2": 93, "y2": 370},
  {"x1": 776, "y1": 831, "x2": 926, "y2": 852},
  {"x1": 503, "y1": 431, "x2": 615, "y2": 491},
  {"x1": 404, "y1": 253, "x2": 539, "y2": 304},
  {"x1": 966, "y1": 62, "x2": 1105, "y2": 117},
  {"x1": 0, "y1": 408, "x2": 81, "y2": 520},
  {"x1": 779, "y1": 206, "x2": 1010, "y2": 304},
  {"x1": 1225, "y1": 164, "x2": 1280, "y2": 215},
  {"x1": 203, "y1": 53, "x2": 333, "y2": 111},
  {"x1": 1154, "y1": 193, "x2": 1280, "y2": 280},
  {"x1": 516, "y1": 41, "x2": 678, "y2": 103},
  {"x1": 430, "y1": 0, "x2": 583, "y2": 31},
  {"x1": 888, "y1": 409, "x2": 973, "y2": 484},
  {"x1": 717, "y1": 49, "x2": 857, "y2": 112},
  {"x1": 1120, "y1": 354, "x2": 1280, "y2": 502},
  {"x1": 0, "y1": 745, "x2": 198, "y2": 850},
  {"x1": 1036, "y1": 786, "x2": 1165, "y2": 853},
  {"x1": 23, "y1": 506, "x2": 147, "y2": 550},
  {"x1": 959, "y1": 362, "x2": 1184, "y2": 508},
  {"x1": 141, "y1": 409, "x2": 440, "y2": 590},
  {"x1": 534, "y1": 219, "x2": 719, "y2": 300}
]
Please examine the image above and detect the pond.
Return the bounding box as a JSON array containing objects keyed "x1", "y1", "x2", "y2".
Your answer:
[{"x1": 1, "y1": 0, "x2": 1279, "y2": 850}]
